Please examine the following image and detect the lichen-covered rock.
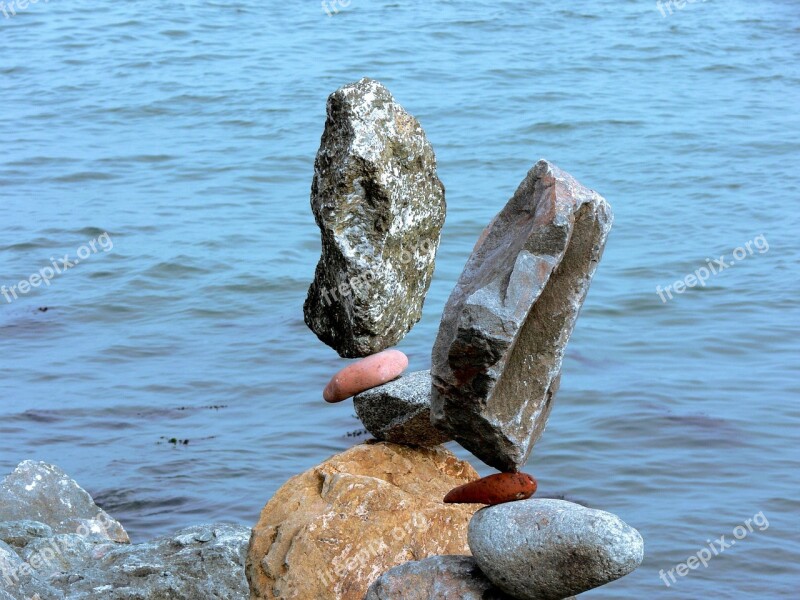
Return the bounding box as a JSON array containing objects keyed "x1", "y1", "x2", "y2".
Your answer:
[
  {"x1": 431, "y1": 160, "x2": 613, "y2": 472},
  {"x1": 246, "y1": 442, "x2": 481, "y2": 600},
  {"x1": 354, "y1": 370, "x2": 450, "y2": 446},
  {"x1": 365, "y1": 555, "x2": 514, "y2": 600},
  {"x1": 468, "y1": 499, "x2": 643, "y2": 599},
  {"x1": 0, "y1": 461, "x2": 129, "y2": 543},
  {"x1": 304, "y1": 77, "x2": 446, "y2": 358}
]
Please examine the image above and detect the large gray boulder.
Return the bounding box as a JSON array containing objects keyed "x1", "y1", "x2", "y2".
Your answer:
[
  {"x1": 354, "y1": 370, "x2": 450, "y2": 447},
  {"x1": 365, "y1": 555, "x2": 514, "y2": 600},
  {"x1": 0, "y1": 461, "x2": 128, "y2": 543},
  {"x1": 431, "y1": 160, "x2": 612, "y2": 471},
  {"x1": 468, "y1": 499, "x2": 643, "y2": 600},
  {"x1": 0, "y1": 461, "x2": 250, "y2": 600},
  {"x1": 304, "y1": 77, "x2": 446, "y2": 358},
  {"x1": 59, "y1": 523, "x2": 249, "y2": 599},
  {"x1": 0, "y1": 522, "x2": 250, "y2": 600}
]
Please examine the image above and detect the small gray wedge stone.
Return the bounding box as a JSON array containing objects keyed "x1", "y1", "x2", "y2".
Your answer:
[
  {"x1": 354, "y1": 370, "x2": 450, "y2": 447},
  {"x1": 468, "y1": 499, "x2": 643, "y2": 600},
  {"x1": 304, "y1": 77, "x2": 446, "y2": 358},
  {"x1": 431, "y1": 160, "x2": 612, "y2": 471}
]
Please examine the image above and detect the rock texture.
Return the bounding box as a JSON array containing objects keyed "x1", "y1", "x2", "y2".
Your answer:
[
  {"x1": 0, "y1": 461, "x2": 250, "y2": 600},
  {"x1": 364, "y1": 555, "x2": 514, "y2": 600},
  {"x1": 468, "y1": 499, "x2": 643, "y2": 599},
  {"x1": 246, "y1": 442, "x2": 481, "y2": 600},
  {"x1": 431, "y1": 160, "x2": 613, "y2": 471},
  {"x1": 0, "y1": 461, "x2": 128, "y2": 543},
  {"x1": 0, "y1": 522, "x2": 250, "y2": 600},
  {"x1": 304, "y1": 77, "x2": 446, "y2": 358},
  {"x1": 354, "y1": 370, "x2": 450, "y2": 446}
]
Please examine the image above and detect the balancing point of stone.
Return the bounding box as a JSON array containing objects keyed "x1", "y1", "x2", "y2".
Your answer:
[
  {"x1": 430, "y1": 159, "x2": 613, "y2": 472},
  {"x1": 304, "y1": 77, "x2": 446, "y2": 358},
  {"x1": 354, "y1": 369, "x2": 451, "y2": 446}
]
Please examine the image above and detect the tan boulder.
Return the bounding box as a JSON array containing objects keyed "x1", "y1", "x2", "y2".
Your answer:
[{"x1": 246, "y1": 441, "x2": 481, "y2": 600}]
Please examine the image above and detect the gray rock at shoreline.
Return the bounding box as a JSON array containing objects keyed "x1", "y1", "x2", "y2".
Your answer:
[
  {"x1": 365, "y1": 555, "x2": 515, "y2": 600},
  {"x1": 468, "y1": 499, "x2": 642, "y2": 599},
  {"x1": 0, "y1": 461, "x2": 250, "y2": 600},
  {"x1": 431, "y1": 160, "x2": 612, "y2": 472},
  {"x1": 0, "y1": 538, "x2": 65, "y2": 599},
  {"x1": 60, "y1": 523, "x2": 250, "y2": 599},
  {"x1": 0, "y1": 461, "x2": 129, "y2": 543},
  {"x1": 304, "y1": 77, "x2": 446, "y2": 358},
  {"x1": 354, "y1": 370, "x2": 451, "y2": 447}
]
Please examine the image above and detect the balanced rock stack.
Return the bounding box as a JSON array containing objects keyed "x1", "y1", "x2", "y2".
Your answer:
[{"x1": 246, "y1": 78, "x2": 643, "y2": 600}]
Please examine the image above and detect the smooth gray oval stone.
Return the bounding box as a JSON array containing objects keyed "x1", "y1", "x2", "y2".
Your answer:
[{"x1": 468, "y1": 499, "x2": 643, "y2": 600}]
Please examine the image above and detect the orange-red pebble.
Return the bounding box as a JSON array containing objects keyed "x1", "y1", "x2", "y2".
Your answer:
[{"x1": 443, "y1": 472, "x2": 537, "y2": 505}]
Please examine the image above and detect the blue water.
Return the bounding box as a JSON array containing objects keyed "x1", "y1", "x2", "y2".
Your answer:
[{"x1": 2, "y1": 0, "x2": 799, "y2": 597}]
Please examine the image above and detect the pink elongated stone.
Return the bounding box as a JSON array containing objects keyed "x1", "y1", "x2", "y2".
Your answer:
[{"x1": 323, "y1": 350, "x2": 409, "y2": 403}]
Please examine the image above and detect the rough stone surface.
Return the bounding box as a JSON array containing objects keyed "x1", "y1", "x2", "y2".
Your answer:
[
  {"x1": 364, "y1": 555, "x2": 514, "y2": 600},
  {"x1": 246, "y1": 441, "x2": 481, "y2": 600},
  {"x1": 354, "y1": 370, "x2": 450, "y2": 446},
  {"x1": 468, "y1": 499, "x2": 643, "y2": 600},
  {"x1": 0, "y1": 461, "x2": 129, "y2": 543},
  {"x1": 304, "y1": 77, "x2": 446, "y2": 358},
  {"x1": 0, "y1": 461, "x2": 250, "y2": 600},
  {"x1": 0, "y1": 522, "x2": 250, "y2": 600},
  {"x1": 0, "y1": 538, "x2": 65, "y2": 600},
  {"x1": 431, "y1": 160, "x2": 613, "y2": 471}
]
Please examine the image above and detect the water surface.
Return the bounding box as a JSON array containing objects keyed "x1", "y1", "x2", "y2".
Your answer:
[{"x1": 1, "y1": 1, "x2": 799, "y2": 597}]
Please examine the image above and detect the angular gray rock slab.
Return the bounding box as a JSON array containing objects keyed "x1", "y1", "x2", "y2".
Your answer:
[
  {"x1": 0, "y1": 523, "x2": 250, "y2": 600},
  {"x1": 431, "y1": 160, "x2": 612, "y2": 471},
  {"x1": 365, "y1": 555, "x2": 514, "y2": 600},
  {"x1": 354, "y1": 370, "x2": 450, "y2": 446},
  {"x1": 304, "y1": 77, "x2": 446, "y2": 358},
  {"x1": 0, "y1": 461, "x2": 129, "y2": 543},
  {"x1": 0, "y1": 462, "x2": 250, "y2": 599},
  {"x1": 468, "y1": 499, "x2": 643, "y2": 600},
  {"x1": 58, "y1": 523, "x2": 250, "y2": 599}
]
